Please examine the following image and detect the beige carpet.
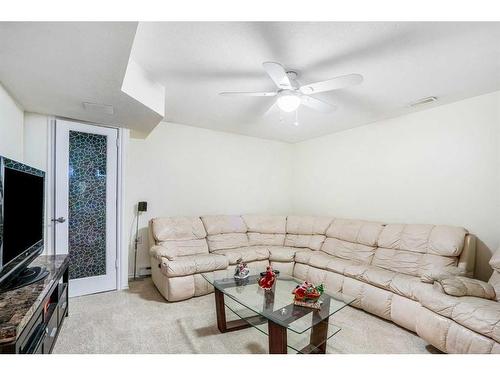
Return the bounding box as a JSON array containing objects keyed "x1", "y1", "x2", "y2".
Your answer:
[{"x1": 53, "y1": 278, "x2": 438, "y2": 354}]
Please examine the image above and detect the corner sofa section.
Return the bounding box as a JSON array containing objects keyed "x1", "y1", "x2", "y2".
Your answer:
[
  {"x1": 149, "y1": 216, "x2": 229, "y2": 301},
  {"x1": 148, "y1": 214, "x2": 497, "y2": 354},
  {"x1": 415, "y1": 249, "x2": 500, "y2": 354}
]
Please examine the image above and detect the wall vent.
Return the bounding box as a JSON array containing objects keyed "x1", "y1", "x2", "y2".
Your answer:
[
  {"x1": 83, "y1": 102, "x2": 114, "y2": 115},
  {"x1": 409, "y1": 96, "x2": 438, "y2": 107}
]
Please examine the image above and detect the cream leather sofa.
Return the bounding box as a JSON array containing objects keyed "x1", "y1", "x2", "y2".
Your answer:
[{"x1": 148, "y1": 214, "x2": 500, "y2": 354}]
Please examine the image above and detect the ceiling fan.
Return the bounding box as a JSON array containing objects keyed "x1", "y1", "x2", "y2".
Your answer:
[{"x1": 219, "y1": 62, "x2": 363, "y2": 118}]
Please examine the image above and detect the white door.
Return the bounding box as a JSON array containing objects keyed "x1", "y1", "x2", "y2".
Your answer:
[{"x1": 54, "y1": 119, "x2": 118, "y2": 297}]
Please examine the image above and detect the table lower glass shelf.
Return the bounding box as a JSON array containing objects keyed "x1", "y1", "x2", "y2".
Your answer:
[{"x1": 224, "y1": 295, "x2": 341, "y2": 354}]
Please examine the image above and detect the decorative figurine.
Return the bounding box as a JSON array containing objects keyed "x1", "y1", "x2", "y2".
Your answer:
[
  {"x1": 292, "y1": 281, "x2": 325, "y2": 309},
  {"x1": 234, "y1": 258, "x2": 250, "y2": 279},
  {"x1": 258, "y1": 265, "x2": 277, "y2": 290}
]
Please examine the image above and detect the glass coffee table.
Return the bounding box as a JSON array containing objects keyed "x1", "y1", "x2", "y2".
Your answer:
[{"x1": 202, "y1": 270, "x2": 354, "y2": 354}]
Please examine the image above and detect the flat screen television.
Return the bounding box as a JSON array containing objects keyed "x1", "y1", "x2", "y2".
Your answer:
[{"x1": 0, "y1": 156, "x2": 47, "y2": 292}]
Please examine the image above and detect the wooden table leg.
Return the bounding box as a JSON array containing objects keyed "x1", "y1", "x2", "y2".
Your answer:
[
  {"x1": 309, "y1": 316, "x2": 329, "y2": 354},
  {"x1": 215, "y1": 288, "x2": 258, "y2": 333},
  {"x1": 215, "y1": 288, "x2": 228, "y2": 332},
  {"x1": 268, "y1": 320, "x2": 287, "y2": 354}
]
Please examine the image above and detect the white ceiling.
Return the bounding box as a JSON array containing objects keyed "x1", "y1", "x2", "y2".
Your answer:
[
  {"x1": 0, "y1": 22, "x2": 499, "y2": 142},
  {"x1": 131, "y1": 22, "x2": 500, "y2": 142},
  {"x1": 0, "y1": 22, "x2": 162, "y2": 134}
]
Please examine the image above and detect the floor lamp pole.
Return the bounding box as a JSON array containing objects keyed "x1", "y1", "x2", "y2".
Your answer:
[
  {"x1": 134, "y1": 208, "x2": 139, "y2": 280},
  {"x1": 133, "y1": 201, "x2": 148, "y2": 281}
]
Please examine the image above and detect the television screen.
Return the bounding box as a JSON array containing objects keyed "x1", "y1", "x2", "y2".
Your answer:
[{"x1": 1, "y1": 167, "x2": 44, "y2": 267}]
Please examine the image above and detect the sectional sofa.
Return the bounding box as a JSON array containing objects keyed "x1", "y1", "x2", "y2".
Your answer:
[{"x1": 148, "y1": 215, "x2": 500, "y2": 354}]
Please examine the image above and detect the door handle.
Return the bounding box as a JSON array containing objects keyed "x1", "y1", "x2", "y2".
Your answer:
[{"x1": 51, "y1": 217, "x2": 66, "y2": 223}]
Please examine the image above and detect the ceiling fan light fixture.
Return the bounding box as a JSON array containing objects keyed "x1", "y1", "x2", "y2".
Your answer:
[{"x1": 277, "y1": 92, "x2": 301, "y2": 112}]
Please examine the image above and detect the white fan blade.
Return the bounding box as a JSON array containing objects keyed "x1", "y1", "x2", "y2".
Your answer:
[
  {"x1": 263, "y1": 101, "x2": 279, "y2": 117},
  {"x1": 219, "y1": 91, "x2": 276, "y2": 97},
  {"x1": 301, "y1": 95, "x2": 337, "y2": 113},
  {"x1": 300, "y1": 73, "x2": 363, "y2": 95},
  {"x1": 262, "y1": 62, "x2": 292, "y2": 89}
]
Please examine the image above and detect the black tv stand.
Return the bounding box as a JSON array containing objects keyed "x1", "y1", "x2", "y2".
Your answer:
[{"x1": 0, "y1": 266, "x2": 49, "y2": 293}]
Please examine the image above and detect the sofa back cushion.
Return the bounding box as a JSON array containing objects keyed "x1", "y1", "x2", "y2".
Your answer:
[
  {"x1": 285, "y1": 216, "x2": 333, "y2": 251},
  {"x1": 152, "y1": 216, "x2": 206, "y2": 241},
  {"x1": 201, "y1": 215, "x2": 249, "y2": 251},
  {"x1": 150, "y1": 216, "x2": 209, "y2": 258},
  {"x1": 242, "y1": 215, "x2": 286, "y2": 246},
  {"x1": 372, "y1": 224, "x2": 467, "y2": 277},
  {"x1": 321, "y1": 218, "x2": 384, "y2": 263}
]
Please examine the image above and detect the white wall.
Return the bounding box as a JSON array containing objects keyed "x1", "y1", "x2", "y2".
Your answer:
[
  {"x1": 23, "y1": 113, "x2": 49, "y2": 170},
  {"x1": 126, "y1": 122, "x2": 294, "y2": 276},
  {"x1": 24, "y1": 113, "x2": 53, "y2": 254},
  {"x1": 292, "y1": 91, "x2": 500, "y2": 281},
  {"x1": 0, "y1": 83, "x2": 24, "y2": 160}
]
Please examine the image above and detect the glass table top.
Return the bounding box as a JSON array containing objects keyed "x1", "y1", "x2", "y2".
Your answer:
[{"x1": 202, "y1": 269, "x2": 355, "y2": 335}]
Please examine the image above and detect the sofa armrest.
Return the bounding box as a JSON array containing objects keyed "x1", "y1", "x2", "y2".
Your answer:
[
  {"x1": 150, "y1": 245, "x2": 175, "y2": 261},
  {"x1": 433, "y1": 276, "x2": 496, "y2": 300},
  {"x1": 420, "y1": 265, "x2": 466, "y2": 283}
]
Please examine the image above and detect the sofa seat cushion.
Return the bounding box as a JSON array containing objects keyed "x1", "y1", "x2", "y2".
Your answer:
[
  {"x1": 326, "y1": 257, "x2": 366, "y2": 276},
  {"x1": 293, "y1": 250, "x2": 335, "y2": 270},
  {"x1": 355, "y1": 265, "x2": 433, "y2": 301},
  {"x1": 308, "y1": 252, "x2": 339, "y2": 270},
  {"x1": 294, "y1": 251, "x2": 368, "y2": 279},
  {"x1": 294, "y1": 250, "x2": 433, "y2": 301},
  {"x1": 214, "y1": 246, "x2": 270, "y2": 264},
  {"x1": 268, "y1": 246, "x2": 298, "y2": 262},
  {"x1": 419, "y1": 289, "x2": 500, "y2": 342},
  {"x1": 160, "y1": 254, "x2": 229, "y2": 277}
]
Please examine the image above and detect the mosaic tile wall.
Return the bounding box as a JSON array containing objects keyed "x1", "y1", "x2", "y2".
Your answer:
[{"x1": 68, "y1": 131, "x2": 107, "y2": 279}]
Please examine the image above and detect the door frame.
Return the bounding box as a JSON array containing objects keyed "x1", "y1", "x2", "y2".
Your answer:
[{"x1": 48, "y1": 117, "x2": 128, "y2": 292}]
